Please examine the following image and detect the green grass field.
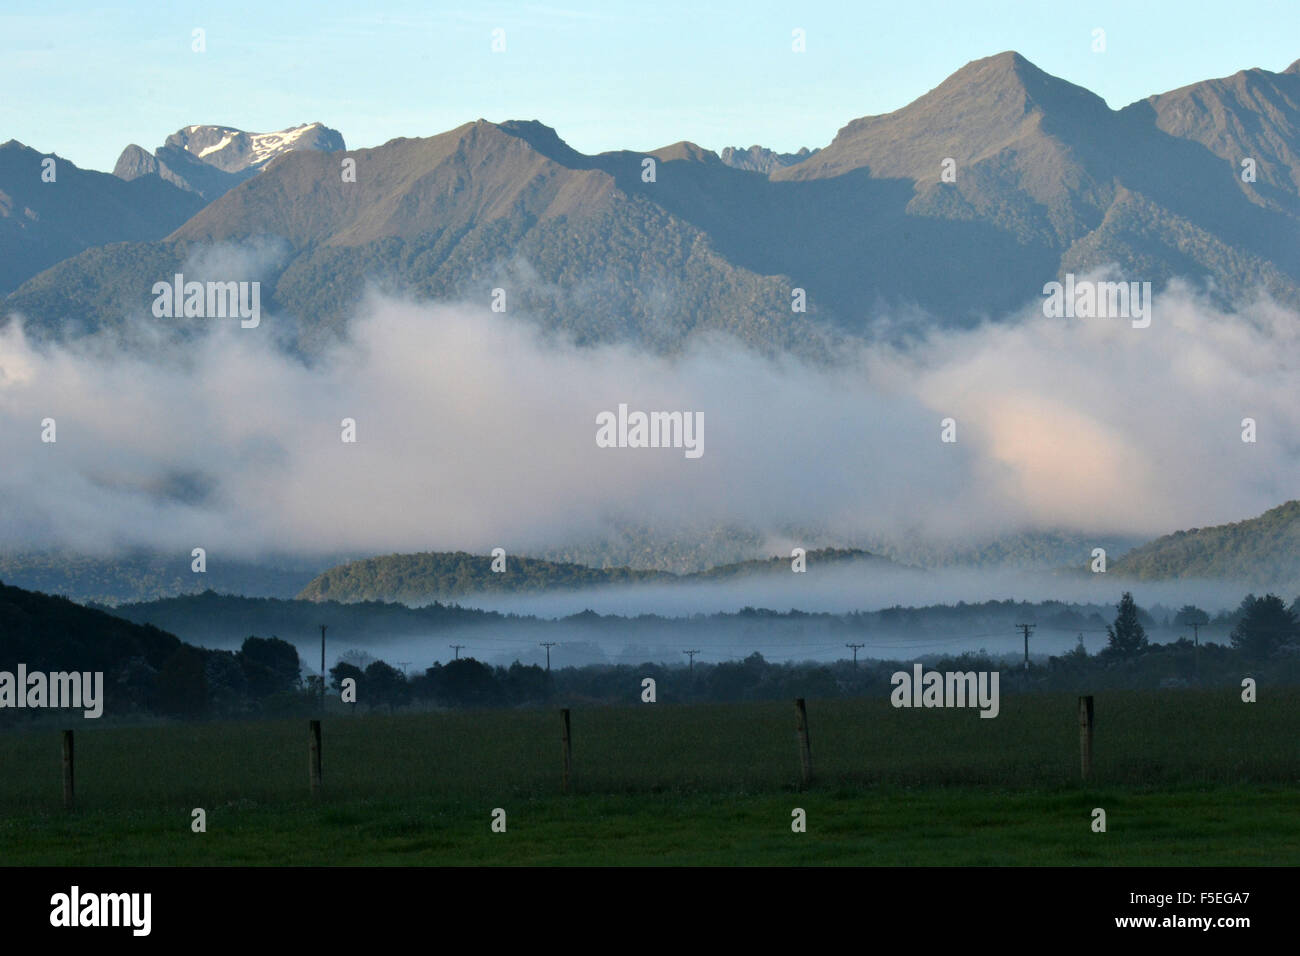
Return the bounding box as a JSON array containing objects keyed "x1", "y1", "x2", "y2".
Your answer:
[{"x1": 1, "y1": 689, "x2": 1297, "y2": 865}]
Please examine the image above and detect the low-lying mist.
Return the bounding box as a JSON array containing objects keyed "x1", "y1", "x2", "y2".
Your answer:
[{"x1": 450, "y1": 564, "x2": 1259, "y2": 619}]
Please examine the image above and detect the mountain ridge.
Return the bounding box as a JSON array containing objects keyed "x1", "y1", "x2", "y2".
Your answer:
[
  {"x1": 296, "y1": 547, "x2": 893, "y2": 604},
  {"x1": 0, "y1": 140, "x2": 202, "y2": 295}
]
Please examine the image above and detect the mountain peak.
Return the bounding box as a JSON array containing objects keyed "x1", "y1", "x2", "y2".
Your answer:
[
  {"x1": 163, "y1": 122, "x2": 345, "y2": 174},
  {"x1": 775, "y1": 50, "x2": 1109, "y2": 183},
  {"x1": 649, "y1": 141, "x2": 720, "y2": 164},
  {"x1": 978, "y1": 49, "x2": 1034, "y2": 72},
  {"x1": 719, "y1": 144, "x2": 820, "y2": 174},
  {"x1": 112, "y1": 143, "x2": 158, "y2": 179},
  {"x1": 933, "y1": 50, "x2": 1106, "y2": 114},
  {"x1": 113, "y1": 122, "x2": 345, "y2": 201},
  {"x1": 1286, "y1": 58, "x2": 1300, "y2": 75},
  {"x1": 495, "y1": 120, "x2": 588, "y2": 166}
]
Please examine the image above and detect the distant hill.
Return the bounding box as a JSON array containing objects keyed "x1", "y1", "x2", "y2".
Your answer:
[
  {"x1": 1111, "y1": 500, "x2": 1300, "y2": 589},
  {"x1": 0, "y1": 578, "x2": 181, "y2": 673},
  {"x1": 0, "y1": 579, "x2": 186, "y2": 718},
  {"x1": 0, "y1": 140, "x2": 201, "y2": 295},
  {"x1": 0, "y1": 579, "x2": 361, "y2": 719},
  {"x1": 0, "y1": 551, "x2": 336, "y2": 606},
  {"x1": 101, "y1": 589, "x2": 506, "y2": 649},
  {"x1": 866, "y1": 530, "x2": 1144, "y2": 571},
  {"x1": 515, "y1": 522, "x2": 1145, "y2": 574},
  {"x1": 0, "y1": 529, "x2": 1144, "y2": 608},
  {"x1": 296, "y1": 547, "x2": 889, "y2": 604}
]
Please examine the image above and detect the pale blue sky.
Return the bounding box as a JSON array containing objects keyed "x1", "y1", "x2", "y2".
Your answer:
[{"x1": 3, "y1": 0, "x2": 1296, "y2": 172}]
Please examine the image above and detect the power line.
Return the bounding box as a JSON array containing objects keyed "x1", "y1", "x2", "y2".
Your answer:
[
  {"x1": 683, "y1": 649, "x2": 700, "y2": 672},
  {"x1": 449, "y1": 644, "x2": 464, "y2": 659},
  {"x1": 539, "y1": 642, "x2": 557, "y2": 671},
  {"x1": 845, "y1": 643, "x2": 864, "y2": 668}
]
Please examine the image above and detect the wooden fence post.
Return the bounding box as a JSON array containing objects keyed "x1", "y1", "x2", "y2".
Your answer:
[
  {"x1": 1078, "y1": 695, "x2": 1094, "y2": 780},
  {"x1": 61, "y1": 729, "x2": 74, "y2": 810},
  {"x1": 794, "y1": 698, "x2": 813, "y2": 787},
  {"x1": 309, "y1": 719, "x2": 322, "y2": 797},
  {"x1": 560, "y1": 708, "x2": 572, "y2": 794}
]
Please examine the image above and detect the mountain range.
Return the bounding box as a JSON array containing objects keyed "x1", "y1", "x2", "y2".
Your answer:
[{"x1": 3, "y1": 52, "x2": 1298, "y2": 352}]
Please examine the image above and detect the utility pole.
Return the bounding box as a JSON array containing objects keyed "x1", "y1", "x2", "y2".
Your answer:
[
  {"x1": 319, "y1": 625, "x2": 327, "y2": 704},
  {"x1": 683, "y1": 649, "x2": 700, "y2": 673},
  {"x1": 450, "y1": 644, "x2": 464, "y2": 660},
  {"x1": 1191, "y1": 621, "x2": 1201, "y2": 682},
  {"x1": 845, "y1": 643, "x2": 864, "y2": 669},
  {"x1": 540, "y1": 642, "x2": 557, "y2": 672},
  {"x1": 1016, "y1": 623, "x2": 1035, "y2": 671}
]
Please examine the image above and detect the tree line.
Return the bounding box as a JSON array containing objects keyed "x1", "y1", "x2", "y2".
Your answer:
[{"x1": 5, "y1": 579, "x2": 1298, "y2": 722}]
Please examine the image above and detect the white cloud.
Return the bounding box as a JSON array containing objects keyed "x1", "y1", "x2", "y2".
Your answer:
[{"x1": 1, "y1": 280, "x2": 1296, "y2": 562}]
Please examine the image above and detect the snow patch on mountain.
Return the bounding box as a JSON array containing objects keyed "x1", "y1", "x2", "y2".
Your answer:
[
  {"x1": 197, "y1": 133, "x2": 235, "y2": 158},
  {"x1": 171, "y1": 122, "x2": 344, "y2": 172},
  {"x1": 113, "y1": 122, "x2": 345, "y2": 201}
]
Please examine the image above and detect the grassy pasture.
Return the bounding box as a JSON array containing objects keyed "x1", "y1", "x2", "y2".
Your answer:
[{"x1": 1, "y1": 689, "x2": 1296, "y2": 864}]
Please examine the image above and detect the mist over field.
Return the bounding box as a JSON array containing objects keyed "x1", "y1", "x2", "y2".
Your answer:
[
  {"x1": 451, "y1": 566, "x2": 1255, "y2": 620},
  {"x1": 265, "y1": 610, "x2": 1104, "y2": 672},
  {"x1": 2, "y1": 276, "x2": 1297, "y2": 577},
  {"x1": 262, "y1": 564, "x2": 1250, "y2": 669},
  {"x1": 263, "y1": 571, "x2": 1248, "y2": 670}
]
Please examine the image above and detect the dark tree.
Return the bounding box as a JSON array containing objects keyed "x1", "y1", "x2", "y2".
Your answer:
[
  {"x1": 363, "y1": 659, "x2": 409, "y2": 710},
  {"x1": 1106, "y1": 592, "x2": 1148, "y2": 656},
  {"x1": 429, "y1": 657, "x2": 501, "y2": 707},
  {"x1": 203, "y1": 649, "x2": 248, "y2": 712},
  {"x1": 705, "y1": 652, "x2": 768, "y2": 701},
  {"x1": 329, "y1": 661, "x2": 364, "y2": 698},
  {"x1": 237, "y1": 635, "x2": 301, "y2": 698},
  {"x1": 155, "y1": 645, "x2": 210, "y2": 718},
  {"x1": 1230, "y1": 594, "x2": 1299, "y2": 658},
  {"x1": 502, "y1": 661, "x2": 550, "y2": 703}
]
